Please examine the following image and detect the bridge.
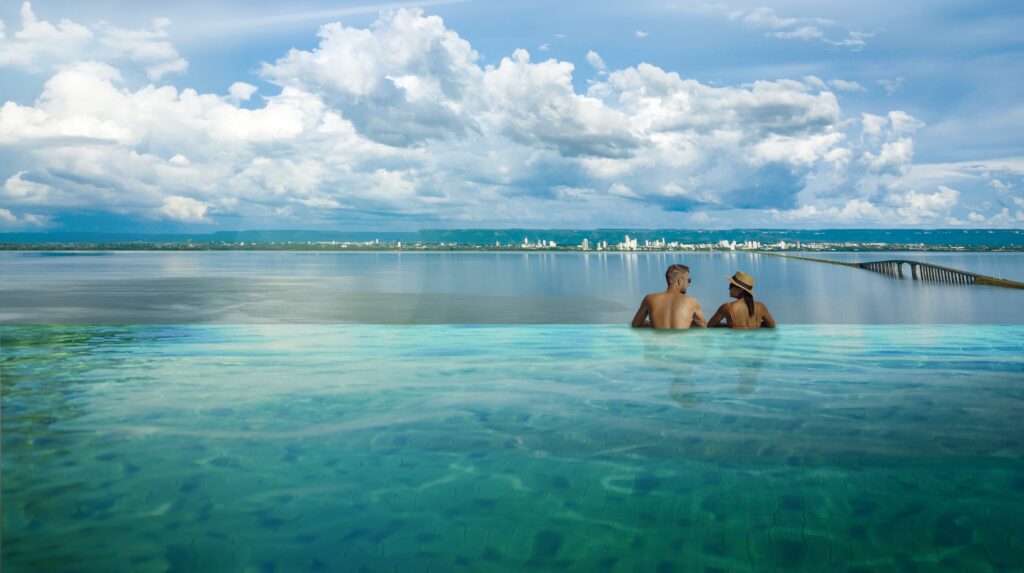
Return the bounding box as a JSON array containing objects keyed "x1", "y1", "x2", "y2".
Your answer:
[{"x1": 768, "y1": 254, "x2": 1024, "y2": 289}]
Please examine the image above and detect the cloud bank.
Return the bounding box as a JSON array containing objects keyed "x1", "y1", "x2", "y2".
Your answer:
[{"x1": 0, "y1": 5, "x2": 1020, "y2": 229}]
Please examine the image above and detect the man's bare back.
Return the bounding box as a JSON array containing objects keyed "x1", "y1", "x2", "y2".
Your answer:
[{"x1": 632, "y1": 264, "x2": 706, "y2": 329}]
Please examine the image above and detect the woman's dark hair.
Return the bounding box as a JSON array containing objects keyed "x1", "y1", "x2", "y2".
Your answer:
[
  {"x1": 733, "y1": 284, "x2": 757, "y2": 317},
  {"x1": 738, "y1": 289, "x2": 755, "y2": 318}
]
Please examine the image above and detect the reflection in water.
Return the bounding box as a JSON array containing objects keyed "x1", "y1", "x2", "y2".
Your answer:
[
  {"x1": 639, "y1": 329, "x2": 709, "y2": 409},
  {"x1": 639, "y1": 328, "x2": 780, "y2": 408},
  {"x1": 721, "y1": 329, "x2": 779, "y2": 395}
]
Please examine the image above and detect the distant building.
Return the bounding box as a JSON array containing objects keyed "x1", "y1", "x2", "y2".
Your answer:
[{"x1": 580, "y1": 238, "x2": 590, "y2": 251}]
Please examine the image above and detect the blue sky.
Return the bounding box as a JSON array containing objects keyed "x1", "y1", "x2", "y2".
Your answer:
[{"x1": 1, "y1": 0, "x2": 1022, "y2": 231}]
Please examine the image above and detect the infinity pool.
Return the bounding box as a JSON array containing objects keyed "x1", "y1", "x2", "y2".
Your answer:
[{"x1": 3, "y1": 325, "x2": 1023, "y2": 571}]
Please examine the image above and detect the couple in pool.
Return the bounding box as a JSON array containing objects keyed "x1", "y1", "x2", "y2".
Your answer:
[{"x1": 631, "y1": 264, "x2": 776, "y2": 329}]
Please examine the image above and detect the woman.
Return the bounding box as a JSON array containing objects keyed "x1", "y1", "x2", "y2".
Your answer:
[{"x1": 708, "y1": 271, "x2": 776, "y2": 329}]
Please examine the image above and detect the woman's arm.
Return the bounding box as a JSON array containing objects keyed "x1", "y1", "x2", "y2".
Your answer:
[
  {"x1": 707, "y1": 304, "x2": 730, "y2": 328},
  {"x1": 759, "y1": 303, "x2": 776, "y2": 328}
]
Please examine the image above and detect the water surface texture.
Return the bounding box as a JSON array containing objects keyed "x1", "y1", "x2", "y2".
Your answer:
[
  {"x1": 4, "y1": 324, "x2": 1023, "y2": 572},
  {"x1": 2, "y1": 251, "x2": 1023, "y2": 323}
]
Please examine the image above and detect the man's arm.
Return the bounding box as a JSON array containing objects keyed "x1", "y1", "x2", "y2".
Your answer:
[
  {"x1": 690, "y1": 303, "x2": 707, "y2": 328},
  {"x1": 707, "y1": 304, "x2": 730, "y2": 328},
  {"x1": 759, "y1": 303, "x2": 776, "y2": 328},
  {"x1": 631, "y1": 296, "x2": 652, "y2": 328}
]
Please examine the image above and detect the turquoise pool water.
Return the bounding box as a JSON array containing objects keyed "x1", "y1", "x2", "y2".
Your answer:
[{"x1": 3, "y1": 325, "x2": 1024, "y2": 572}]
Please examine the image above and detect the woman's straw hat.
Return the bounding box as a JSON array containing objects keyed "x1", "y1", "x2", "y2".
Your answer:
[{"x1": 725, "y1": 271, "x2": 755, "y2": 296}]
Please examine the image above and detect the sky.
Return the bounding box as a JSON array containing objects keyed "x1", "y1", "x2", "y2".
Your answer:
[{"x1": 1, "y1": 0, "x2": 1023, "y2": 231}]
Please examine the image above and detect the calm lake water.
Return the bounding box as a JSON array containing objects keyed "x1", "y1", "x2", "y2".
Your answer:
[
  {"x1": 3, "y1": 324, "x2": 1023, "y2": 572},
  {"x1": 2, "y1": 251, "x2": 1023, "y2": 323}
]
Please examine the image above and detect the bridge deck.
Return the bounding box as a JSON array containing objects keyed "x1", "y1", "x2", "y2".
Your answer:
[{"x1": 765, "y1": 254, "x2": 1024, "y2": 290}]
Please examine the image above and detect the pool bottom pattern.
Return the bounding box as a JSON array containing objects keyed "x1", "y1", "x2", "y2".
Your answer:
[{"x1": 3, "y1": 325, "x2": 1023, "y2": 572}]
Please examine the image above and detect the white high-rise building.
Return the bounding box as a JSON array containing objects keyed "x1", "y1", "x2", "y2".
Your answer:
[{"x1": 580, "y1": 238, "x2": 590, "y2": 251}]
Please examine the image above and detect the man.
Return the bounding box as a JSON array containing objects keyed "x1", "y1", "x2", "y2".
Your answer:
[{"x1": 631, "y1": 264, "x2": 707, "y2": 329}]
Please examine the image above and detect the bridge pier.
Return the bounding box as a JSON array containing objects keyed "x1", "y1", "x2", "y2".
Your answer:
[
  {"x1": 911, "y1": 263, "x2": 919, "y2": 280},
  {"x1": 898, "y1": 263, "x2": 904, "y2": 278}
]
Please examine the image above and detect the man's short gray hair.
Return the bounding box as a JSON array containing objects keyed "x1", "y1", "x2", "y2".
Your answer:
[{"x1": 665, "y1": 264, "x2": 690, "y2": 283}]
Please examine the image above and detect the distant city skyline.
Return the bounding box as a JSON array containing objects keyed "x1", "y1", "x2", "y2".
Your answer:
[{"x1": 1, "y1": 1, "x2": 1023, "y2": 232}]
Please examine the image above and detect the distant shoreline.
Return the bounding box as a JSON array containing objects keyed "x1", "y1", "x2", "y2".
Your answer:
[
  {"x1": 3, "y1": 229, "x2": 1021, "y2": 252},
  {"x1": 3, "y1": 242, "x2": 1023, "y2": 253}
]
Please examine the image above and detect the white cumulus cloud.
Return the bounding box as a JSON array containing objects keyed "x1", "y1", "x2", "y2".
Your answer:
[
  {"x1": 889, "y1": 186, "x2": 960, "y2": 223},
  {"x1": 0, "y1": 206, "x2": 49, "y2": 228},
  {"x1": 228, "y1": 82, "x2": 258, "y2": 102},
  {"x1": 0, "y1": 2, "x2": 187, "y2": 79},
  {"x1": 829, "y1": 79, "x2": 866, "y2": 92},
  {"x1": 159, "y1": 195, "x2": 210, "y2": 222}
]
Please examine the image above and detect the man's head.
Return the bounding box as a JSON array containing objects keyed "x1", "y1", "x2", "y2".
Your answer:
[{"x1": 665, "y1": 264, "x2": 691, "y2": 292}]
